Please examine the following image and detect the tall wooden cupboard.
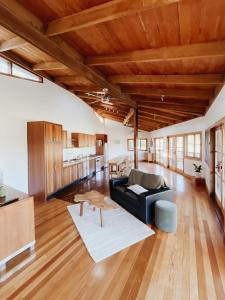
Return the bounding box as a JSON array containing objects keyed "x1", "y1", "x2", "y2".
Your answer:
[{"x1": 27, "y1": 121, "x2": 63, "y2": 201}]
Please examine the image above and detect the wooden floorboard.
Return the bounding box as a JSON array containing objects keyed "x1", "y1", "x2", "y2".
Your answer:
[{"x1": 0, "y1": 163, "x2": 225, "y2": 300}]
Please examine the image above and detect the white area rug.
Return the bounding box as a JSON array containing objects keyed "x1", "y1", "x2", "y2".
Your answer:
[{"x1": 67, "y1": 200, "x2": 154, "y2": 263}]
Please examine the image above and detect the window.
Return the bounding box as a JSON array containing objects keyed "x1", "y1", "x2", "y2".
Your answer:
[
  {"x1": 0, "y1": 56, "x2": 42, "y2": 83},
  {"x1": 127, "y1": 139, "x2": 148, "y2": 151},
  {"x1": 185, "y1": 133, "x2": 201, "y2": 159},
  {"x1": 155, "y1": 138, "x2": 164, "y2": 164}
]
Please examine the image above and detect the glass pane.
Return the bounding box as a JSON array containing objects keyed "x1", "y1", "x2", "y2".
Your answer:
[
  {"x1": 195, "y1": 134, "x2": 201, "y2": 145},
  {"x1": 128, "y1": 139, "x2": 134, "y2": 151},
  {"x1": 140, "y1": 139, "x2": 147, "y2": 150},
  {"x1": 12, "y1": 64, "x2": 41, "y2": 82},
  {"x1": 0, "y1": 57, "x2": 11, "y2": 74}
]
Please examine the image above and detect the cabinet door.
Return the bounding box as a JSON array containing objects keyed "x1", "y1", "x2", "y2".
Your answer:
[
  {"x1": 63, "y1": 167, "x2": 71, "y2": 186},
  {"x1": 45, "y1": 123, "x2": 54, "y2": 143},
  {"x1": 54, "y1": 142, "x2": 62, "y2": 190},
  {"x1": 72, "y1": 164, "x2": 78, "y2": 182},
  {"x1": 78, "y1": 163, "x2": 83, "y2": 179},
  {"x1": 54, "y1": 124, "x2": 62, "y2": 142},
  {"x1": 46, "y1": 142, "x2": 55, "y2": 195},
  {"x1": 62, "y1": 130, "x2": 67, "y2": 148}
]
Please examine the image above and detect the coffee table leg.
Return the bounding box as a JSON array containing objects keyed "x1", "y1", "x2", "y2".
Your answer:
[
  {"x1": 100, "y1": 208, "x2": 103, "y2": 227},
  {"x1": 80, "y1": 202, "x2": 84, "y2": 216}
]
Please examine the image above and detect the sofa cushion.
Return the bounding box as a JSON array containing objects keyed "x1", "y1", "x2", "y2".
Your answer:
[
  {"x1": 128, "y1": 169, "x2": 143, "y2": 186},
  {"x1": 141, "y1": 173, "x2": 166, "y2": 190}
]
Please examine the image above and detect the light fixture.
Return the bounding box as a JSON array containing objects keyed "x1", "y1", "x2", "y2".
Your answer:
[{"x1": 161, "y1": 95, "x2": 165, "y2": 102}]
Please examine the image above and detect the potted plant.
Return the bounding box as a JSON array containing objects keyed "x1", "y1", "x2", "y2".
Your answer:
[{"x1": 193, "y1": 163, "x2": 203, "y2": 184}]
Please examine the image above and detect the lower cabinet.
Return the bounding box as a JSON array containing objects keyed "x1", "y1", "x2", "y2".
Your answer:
[
  {"x1": 63, "y1": 167, "x2": 72, "y2": 187},
  {"x1": 62, "y1": 158, "x2": 97, "y2": 188}
]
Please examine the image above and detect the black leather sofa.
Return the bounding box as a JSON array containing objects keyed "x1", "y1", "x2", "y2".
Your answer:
[{"x1": 109, "y1": 175, "x2": 173, "y2": 224}]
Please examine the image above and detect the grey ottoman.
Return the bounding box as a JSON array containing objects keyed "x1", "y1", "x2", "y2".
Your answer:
[{"x1": 155, "y1": 200, "x2": 177, "y2": 233}]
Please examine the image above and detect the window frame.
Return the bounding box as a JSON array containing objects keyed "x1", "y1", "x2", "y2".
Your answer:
[
  {"x1": 184, "y1": 132, "x2": 202, "y2": 160},
  {"x1": 127, "y1": 138, "x2": 148, "y2": 151},
  {"x1": 0, "y1": 55, "x2": 43, "y2": 83}
]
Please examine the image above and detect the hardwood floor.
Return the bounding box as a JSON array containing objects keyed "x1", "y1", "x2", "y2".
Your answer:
[{"x1": 1, "y1": 163, "x2": 225, "y2": 300}]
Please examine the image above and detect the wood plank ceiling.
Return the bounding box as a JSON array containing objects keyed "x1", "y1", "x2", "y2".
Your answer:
[{"x1": 0, "y1": 0, "x2": 225, "y2": 132}]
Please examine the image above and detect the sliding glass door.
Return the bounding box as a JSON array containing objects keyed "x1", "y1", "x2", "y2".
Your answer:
[
  {"x1": 168, "y1": 136, "x2": 176, "y2": 170},
  {"x1": 168, "y1": 135, "x2": 184, "y2": 172},
  {"x1": 176, "y1": 136, "x2": 184, "y2": 172},
  {"x1": 155, "y1": 138, "x2": 164, "y2": 164}
]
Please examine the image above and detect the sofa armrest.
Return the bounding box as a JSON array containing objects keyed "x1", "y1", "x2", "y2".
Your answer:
[{"x1": 109, "y1": 177, "x2": 129, "y2": 188}]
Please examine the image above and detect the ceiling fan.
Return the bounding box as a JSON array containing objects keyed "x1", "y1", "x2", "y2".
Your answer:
[{"x1": 85, "y1": 88, "x2": 115, "y2": 106}]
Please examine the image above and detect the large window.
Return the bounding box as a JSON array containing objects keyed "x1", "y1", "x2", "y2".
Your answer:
[
  {"x1": 155, "y1": 138, "x2": 164, "y2": 164},
  {"x1": 185, "y1": 133, "x2": 201, "y2": 159},
  {"x1": 127, "y1": 139, "x2": 148, "y2": 151},
  {"x1": 0, "y1": 56, "x2": 42, "y2": 83}
]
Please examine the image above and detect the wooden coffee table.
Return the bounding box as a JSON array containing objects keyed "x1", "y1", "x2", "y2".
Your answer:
[{"x1": 74, "y1": 190, "x2": 118, "y2": 227}]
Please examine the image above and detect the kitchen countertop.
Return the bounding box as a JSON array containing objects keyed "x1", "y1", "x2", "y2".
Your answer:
[{"x1": 63, "y1": 155, "x2": 103, "y2": 168}]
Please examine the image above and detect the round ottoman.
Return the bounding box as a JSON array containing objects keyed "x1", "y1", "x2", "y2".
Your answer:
[{"x1": 155, "y1": 200, "x2": 177, "y2": 233}]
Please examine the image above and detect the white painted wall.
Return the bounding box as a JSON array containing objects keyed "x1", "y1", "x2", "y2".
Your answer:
[
  {"x1": 104, "y1": 119, "x2": 149, "y2": 161},
  {"x1": 0, "y1": 75, "x2": 104, "y2": 192}
]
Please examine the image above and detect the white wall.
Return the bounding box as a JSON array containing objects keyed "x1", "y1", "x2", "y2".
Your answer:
[
  {"x1": 0, "y1": 75, "x2": 104, "y2": 192},
  {"x1": 104, "y1": 119, "x2": 149, "y2": 161}
]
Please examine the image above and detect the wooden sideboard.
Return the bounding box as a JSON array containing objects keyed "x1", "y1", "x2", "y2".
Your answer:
[{"x1": 0, "y1": 186, "x2": 35, "y2": 277}]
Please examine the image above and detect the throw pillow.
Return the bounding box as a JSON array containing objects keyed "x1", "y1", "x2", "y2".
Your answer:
[{"x1": 127, "y1": 184, "x2": 148, "y2": 195}]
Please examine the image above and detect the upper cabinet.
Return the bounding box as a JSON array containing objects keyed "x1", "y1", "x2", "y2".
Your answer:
[
  {"x1": 71, "y1": 133, "x2": 96, "y2": 148},
  {"x1": 62, "y1": 130, "x2": 73, "y2": 148}
]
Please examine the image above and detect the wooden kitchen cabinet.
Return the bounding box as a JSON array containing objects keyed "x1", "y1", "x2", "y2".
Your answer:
[
  {"x1": 71, "y1": 164, "x2": 78, "y2": 182},
  {"x1": 27, "y1": 121, "x2": 63, "y2": 201},
  {"x1": 72, "y1": 133, "x2": 96, "y2": 148},
  {"x1": 63, "y1": 166, "x2": 72, "y2": 187},
  {"x1": 89, "y1": 159, "x2": 96, "y2": 174}
]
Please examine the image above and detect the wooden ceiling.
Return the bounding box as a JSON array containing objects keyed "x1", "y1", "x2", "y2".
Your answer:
[{"x1": 0, "y1": 0, "x2": 225, "y2": 132}]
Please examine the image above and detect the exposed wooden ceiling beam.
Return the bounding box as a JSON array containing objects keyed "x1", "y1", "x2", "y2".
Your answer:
[
  {"x1": 69, "y1": 86, "x2": 100, "y2": 93},
  {"x1": 138, "y1": 103, "x2": 205, "y2": 114},
  {"x1": 121, "y1": 87, "x2": 214, "y2": 99},
  {"x1": 139, "y1": 105, "x2": 203, "y2": 117},
  {"x1": 0, "y1": 0, "x2": 136, "y2": 108},
  {"x1": 86, "y1": 41, "x2": 225, "y2": 65},
  {"x1": 55, "y1": 76, "x2": 92, "y2": 85},
  {"x1": 0, "y1": 35, "x2": 27, "y2": 52},
  {"x1": 33, "y1": 61, "x2": 67, "y2": 71},
  {"x1": 46, "y1": 0, "x2": 180, "y2": 36},
  {"x1": 138, "y1": 108, "x2": 186, "y2": 121},
  {"x1": 138, "y1": 115, "x2": 169, "y2": 126},
  {"x1": 135, "y1": 97, "x2": 209, "y2": 107},
  {"x1": 109, "y1": 74, "x2": 224, "y2": 85},
  {"x1": 123, "y1": 108, "x2": 134, "y2": 125},
  {"x1": 138, "y1": 112, "x2": 176, "y2": 124}
]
